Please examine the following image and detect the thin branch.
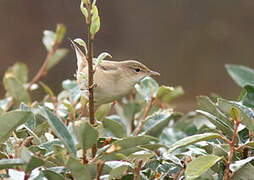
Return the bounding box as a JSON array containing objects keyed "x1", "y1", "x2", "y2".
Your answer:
[
  {"x1": 223, "y1": 117, "x2": 241, "y2": 180},
  {"x1": 28, "y1": 43, "x2": 59, "y2": 89},
  {"x1": 135, "y1": 97, "x2": 155, "y2": 135},
  {"x1": 82, "y1": 150, "x2": 88, "y2": 164},
  {"x1": 134, "y1": 160, "x2": 142, "y2": 180},
  {"x1": 96, "y1": 161, "x2": 105, "y2": 180}
]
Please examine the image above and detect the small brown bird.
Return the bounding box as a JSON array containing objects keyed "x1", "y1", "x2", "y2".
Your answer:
[{"x1": 71, "y1": 40, "x2": 160, "y2": 104}]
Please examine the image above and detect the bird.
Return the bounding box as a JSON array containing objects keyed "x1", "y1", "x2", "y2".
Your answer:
[{"x1": 70, "y1": 40, "x2": 160, "y2": 105}]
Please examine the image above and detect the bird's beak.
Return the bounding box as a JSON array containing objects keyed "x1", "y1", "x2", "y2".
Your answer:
[{"x1": 149, "y1": 70, "x2": 160, "y2": 76}]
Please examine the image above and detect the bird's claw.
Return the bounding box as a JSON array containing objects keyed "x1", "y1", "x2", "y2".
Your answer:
[
  {"x1": 80, "y1": 83, "x2": 97, "y2": 91},
  {"x1": 88, "y1": 83, "x2": 97, "y2": 90}
]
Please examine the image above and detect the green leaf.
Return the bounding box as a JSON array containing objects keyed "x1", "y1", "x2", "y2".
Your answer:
[
  {"x1": 92, "y1": 0, "x2": 97, "y2": 6},
  {"x1": 0, "y1": 111, "x2": 32, "y2": 143},
  {"x1": 100, "y1": 136, "x2": 157, "y2": 161},
  {"x1": 39, "y1": 139, "x2": 63, "y2": 156},
  {"x1": 217, "y1": 98, "x2": 254, "y2": 133},
  {"x1": 111, "y1": 135, "x2": 157, "y2": 150},
  {"x1": 92, "y1": 3, "x2": 98, "y2": 17},
  {"x1": 6, "y1": 62, "x2": 28, "y2": 83},
  {"x1": 168, "y1": 133, "x2": 224, "y2": 153},
  {"x1": 231, "y1": 107, "x2": 240, "y2": 122},
  {"x1": 66, "y1": 157, "x2": 91, "y2": 180},
  {"x1": 90, "y1": 5, "x2": 100, "y2": 35},
  {"x1": 140, "y1": 143, "x2": 167, "y2": 150},
  {"x1": 156, "y1": 86, "x2": 184, "y2": 103},
  {"x1": 109, "y1": 165, "x2": 129, "y2": 180},
  {"x1": 101, "y1": 147, "x2": 142, "y2": 161},
  {"x1": 0, "y1": 159, "x2": 25, "y2": 170},
  {"x1": 43, "y1": 30, "x2": 56, "y2": 51},
  {"x1": 20, "y1": 147, "x2": 44, "y2": 172},
  {"x1": 43, "y1": 108, "x2": 76, "y2": 156},
  {"x1": 39, "y1": 81, "x2": 55, "y2": 98},
  {"x1": 3, "y1": 74, "x2": 31, "y2": 105},
  {"x1": 87, "y1": 162, "x2": 112, "y2": 178},
  {"x1": 43, "y1": 170, "x2": 66, "y2": 180},
  {"x1": 95, "y1": 103, "x2": 112, "y2": 121},
  {"x1": 33, "y1": 121, "x2": 49, "y2": 137},
  {"x1": 46, "y1": 48, "x2": 68, "y2": 71},
  {"x1": 232, "y1": 163, "x2": 254, "y2": 180},
  {"x1": 90, "y1": 16, "x2": 100, "y2": 36},
  {"x1": 135, "y1": 77, "x2": 159, "y2": 103},
  {"x1": 197, "y1": 96, "x2": 233, "y2": 128},
  {"x1": 73, "y1": 121, "x2": 98, "y2": 150},
  {"x1": 212, "y1": 143, "x2": 229, "y2": 159},
  {"x1": 62, "y1": 80, "x2": 81, "y2": 103},
  {"x1": 95, "y1": 52, "x2": 112, "y2": 66},
  {"x1": 74, "y1": 38, "x2": 88, "y2": 55},
  {"x1": 55, "y1": 24, "x2": 66, "y2": 44},
  {"x1": 123, "y1": 102, "x2": 141, "y2": 122},
  {"x1": 20, "y1": 103, "x2": 36, "y2": 130},
  {"x1": 80, "y1": 2, "x2": 88, "y2": 19},
  {"x1": 242, "y1": 85, "x2": 254, "y2": 108},
  {"x1": 196, "y1": 110, "x2": 234, "y2": 137},
  {"x1": 225, "y1": 64, "x2": 254, "y2": 87},
  {"x1": 103, "y1": 118, "x2": 126, "y2": 138},
  {"x1": 81, "y1": 0, "x2": 88, "y2": 6},
  {"x1": 230, "y1": 157, "x2": 254, "y2": 172},
  {"x1": 143, "y1": 111, "x2": 181, "y2": 137},
  {"x1": 243, "y1": 141, "x2": 254, "y2": 149},
  {"x1": 185, "y1": 155, "x2": 222, "y2": 180},
  {"x1": 0, "y1": 107, "x2": 4, "y2": 116}
]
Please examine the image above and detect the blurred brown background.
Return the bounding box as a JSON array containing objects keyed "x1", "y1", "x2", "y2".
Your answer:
[{"x1": 0, "y1": 0, "x2": 254, "y2": 111}]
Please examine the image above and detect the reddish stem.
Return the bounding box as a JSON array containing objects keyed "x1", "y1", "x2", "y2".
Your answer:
[
  {"x1": 134, "y1": 160, "x2": 142, "y2": 180},
  {"x1": 223, "y1": 118, "x2": 241, "y2": 180},
  {"x1": 28, "y1": 43, "x2": 59, "y2": 89}
]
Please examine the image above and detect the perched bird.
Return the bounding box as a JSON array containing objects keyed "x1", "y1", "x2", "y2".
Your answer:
[{"x1": 71, "y1": 40, "x2": 160, "y2": 104}]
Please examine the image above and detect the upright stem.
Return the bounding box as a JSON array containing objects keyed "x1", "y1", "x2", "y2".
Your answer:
[
  {"x1": 85, "y1": 0, "x2": 97, "y2": 158},
  {"x1": 87, "y1": 1, "x2": 95, "y2": 126}
]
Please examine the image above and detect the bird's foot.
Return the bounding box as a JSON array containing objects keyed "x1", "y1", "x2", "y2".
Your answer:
[{"x1": 87, "y1": 83, "x2": 97, "y2": 90}]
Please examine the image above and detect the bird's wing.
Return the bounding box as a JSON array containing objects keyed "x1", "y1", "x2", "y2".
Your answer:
[{"x1": 97, "y1": 62, "x2": 119, "y2": 71}]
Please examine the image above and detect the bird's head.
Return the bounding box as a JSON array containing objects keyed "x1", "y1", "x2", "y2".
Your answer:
[{"x1": 120, "y1": 60, "x2": 160, "y2": 83}]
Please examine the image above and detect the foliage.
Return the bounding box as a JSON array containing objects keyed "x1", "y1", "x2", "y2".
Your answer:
[{"x1": 0, "y1": 0, "x2": 254, "y2": 179}]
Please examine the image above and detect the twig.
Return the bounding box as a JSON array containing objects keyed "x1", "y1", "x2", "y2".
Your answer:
[
  {"x1": 28, "y1": 43, "x2": 59, "y2": 89},
  {"x1": 249, "y1": 130, "x2": 253, "y2": 142},
  {"x1": 92, "y1": 144, "x2": 97, "y2": 158},
  {"x1": 78, "y1": 103, "x2": 87, "y2": 120},
  {"x1": 96, "y1": 161, "x2": 105, "y2": 180},
  {"x1": 82, "y1": 150, "x2": 88, "y2": 164},
  {"x1": 135, "y1": 97, "x2": 155, "y2": 135},
  {"x1": 223, "y1": 115, "x2": 241, "y2": 180},
  {"x1": 134, "y1": 160, "x2": 142, "y2": 180}
]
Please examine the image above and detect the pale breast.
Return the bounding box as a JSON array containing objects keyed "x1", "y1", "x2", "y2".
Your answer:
[{"x1": 78, "y1": 61, "x2": 136, "y2": 104}]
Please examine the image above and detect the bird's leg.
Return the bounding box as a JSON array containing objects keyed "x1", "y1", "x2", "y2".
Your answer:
[
  {"x1": 80, "y1": 83, "x2": 97, "y2": 91},
  {"x1": 87, "y1": 83, "x2": 97, "y2": 90}
]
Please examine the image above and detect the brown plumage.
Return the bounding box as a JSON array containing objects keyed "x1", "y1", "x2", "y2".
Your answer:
[{"x1": 70, "y1": 40, "x2": 160, "y2": 104}]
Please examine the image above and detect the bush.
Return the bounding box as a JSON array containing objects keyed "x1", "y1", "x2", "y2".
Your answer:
[{"x1": 0, "y1": 1, "x2": 254, "y2": 180}]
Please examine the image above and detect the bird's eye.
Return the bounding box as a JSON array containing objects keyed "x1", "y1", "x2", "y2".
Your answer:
[{"x1": 135, "y1": 68, "x2": 141, "y2": 72}]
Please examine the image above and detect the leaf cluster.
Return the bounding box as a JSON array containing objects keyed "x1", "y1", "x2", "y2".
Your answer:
[{"x1": 1, "y1": 0, "x2": 254, "y2": 178}]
